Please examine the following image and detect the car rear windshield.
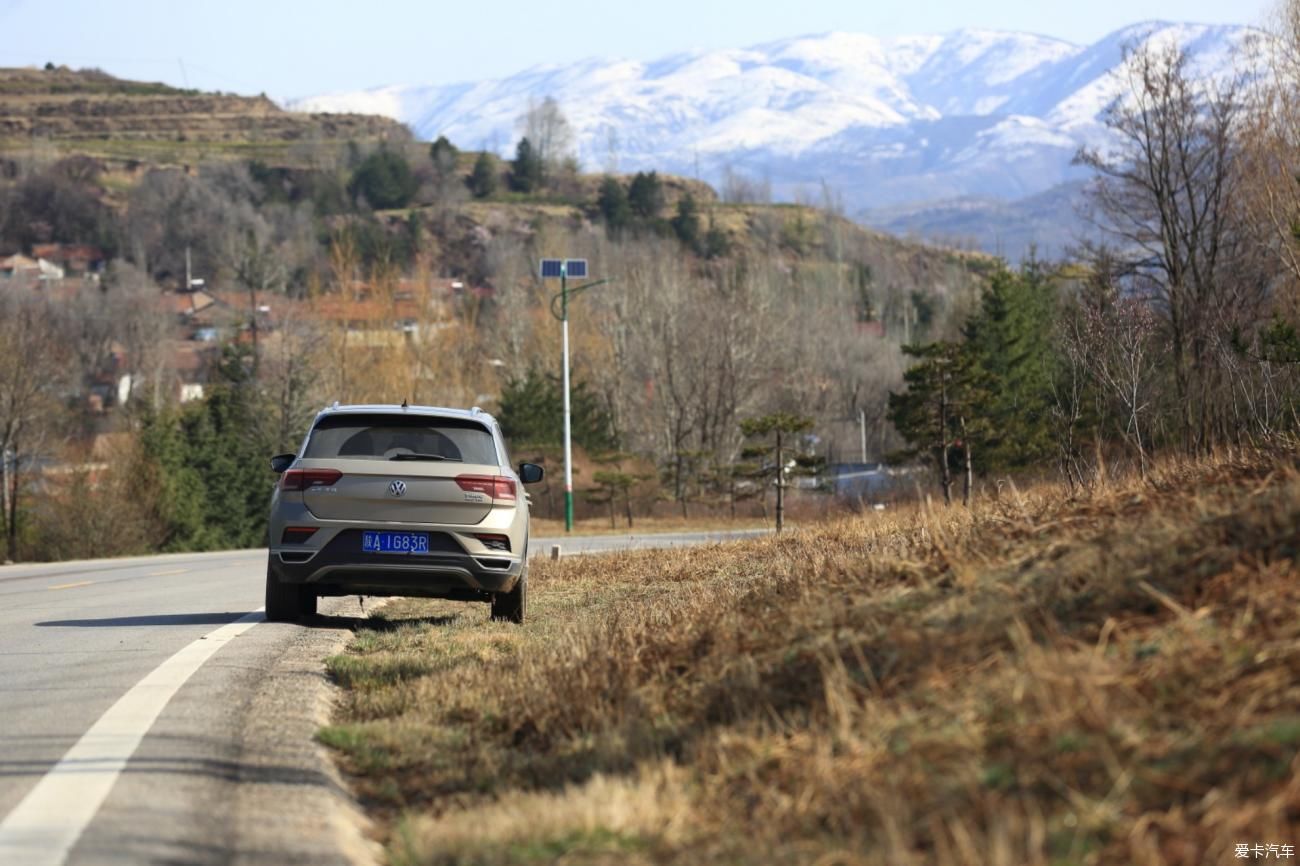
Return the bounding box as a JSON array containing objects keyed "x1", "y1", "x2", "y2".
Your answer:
[{"x1": 303, "y1": 414, "x2": 498, "y2": 464}]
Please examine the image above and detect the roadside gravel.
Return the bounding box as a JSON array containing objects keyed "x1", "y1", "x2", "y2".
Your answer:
[{"x1": 229, "y1": 596, "x2": 384, "y2": 866}]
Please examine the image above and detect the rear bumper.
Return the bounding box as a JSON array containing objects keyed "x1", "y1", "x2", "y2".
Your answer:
[{"x1": 270, "y1": 528, "x2": 522, "y2": 599}]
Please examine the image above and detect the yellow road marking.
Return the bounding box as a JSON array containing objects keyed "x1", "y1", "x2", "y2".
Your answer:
[
  {"x1": 48, "y1": 580, "x2": 95, "y2": 591},
  {"x1": 148, "y1": 569, "x2": 188, "y2": 577}
]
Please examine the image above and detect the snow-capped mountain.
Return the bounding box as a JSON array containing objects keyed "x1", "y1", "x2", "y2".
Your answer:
[{"x1": 289, "y1": 21, "x2": 1262, "y2": 254}]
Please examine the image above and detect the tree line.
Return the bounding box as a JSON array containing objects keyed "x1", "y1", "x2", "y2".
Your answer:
[
  {"x1": 7, "y1": 29, "x2": 1300, "y2": 559},
  {"x1": 887, "y1": 35, "x2": 1300, "y2": 502}
]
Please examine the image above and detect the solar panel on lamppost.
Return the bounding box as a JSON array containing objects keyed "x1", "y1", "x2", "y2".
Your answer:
[{"x1": 540, "y1": 258, "x2": 609, "y2": 532}]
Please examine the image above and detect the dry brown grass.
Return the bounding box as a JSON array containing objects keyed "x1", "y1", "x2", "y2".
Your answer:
[{"x1": 321, "y1": 447, "x2": 1300, "y2": 865}]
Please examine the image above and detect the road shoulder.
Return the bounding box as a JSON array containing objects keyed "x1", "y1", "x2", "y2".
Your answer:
[
  {"x1": 60, "y1": 596, "x2": 383, "y2": 866},
  {"x1": 231, "y1": 597, "x2": 383, "y2": 866}
]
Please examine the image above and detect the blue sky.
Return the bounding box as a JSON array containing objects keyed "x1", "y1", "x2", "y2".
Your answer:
[{"x1": 0, "y1": 0, "x2": 1272, "y2": 99}]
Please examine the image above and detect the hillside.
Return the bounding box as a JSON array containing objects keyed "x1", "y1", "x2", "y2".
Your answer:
[
  {"x1": 0, "y1": 63, "x2": 991, "y2": 311},
  {"x1": 424, "y1": 160, "x2": 991, "y2": 295},
  {"x1": 0, "y1": 66, "x2": 410, "y2": 166}
]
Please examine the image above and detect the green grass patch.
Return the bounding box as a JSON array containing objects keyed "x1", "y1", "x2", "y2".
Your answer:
[
  {"x1": 325, "y1": 653, "x2": 436, "y2": 690},
  {"x1": 315, "y1": 724, "x2": 394, "y2": 774},
  {"x1": 507, "y1": 827, "x2": 650, "y2": 862}
]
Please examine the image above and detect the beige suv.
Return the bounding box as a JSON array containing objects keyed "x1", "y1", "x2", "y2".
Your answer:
[{"x1": 265, "y1": 404, "x2": 543, "y2": 623}]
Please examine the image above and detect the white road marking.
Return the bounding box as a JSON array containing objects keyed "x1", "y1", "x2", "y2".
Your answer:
[
  {"x1": 0, "y1": 609, "x2": 265, "y2": 866},
  {"x1": 147, "y1": 568, "x2": 188, "y2": 577}
]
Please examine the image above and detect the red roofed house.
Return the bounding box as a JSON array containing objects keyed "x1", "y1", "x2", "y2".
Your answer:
[{"x1": 30, "y1": 244, "x2": 106, "y2": 274}]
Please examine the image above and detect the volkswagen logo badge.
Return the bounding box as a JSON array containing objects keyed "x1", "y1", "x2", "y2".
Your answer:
[{"x1": 388, "y1": 480, "x2": 407, "y2": 498}]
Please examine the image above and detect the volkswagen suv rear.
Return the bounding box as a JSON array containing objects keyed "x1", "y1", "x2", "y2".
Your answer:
[{"x1": 265, "y1": 403, "x2": 543, "y2": 623}]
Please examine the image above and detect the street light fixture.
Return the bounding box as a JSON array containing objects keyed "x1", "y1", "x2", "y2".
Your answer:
[{"x1": 540, "y1": 258, "x2": 611, "y2": 533}]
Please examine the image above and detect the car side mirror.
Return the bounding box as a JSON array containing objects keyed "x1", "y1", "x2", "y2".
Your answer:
[
  {"x1": 270, "y1": 453, "x2": 296, "y2": 474},
  {"x1": 518, "y1": 462, "x2": 544, "y2": 484}
]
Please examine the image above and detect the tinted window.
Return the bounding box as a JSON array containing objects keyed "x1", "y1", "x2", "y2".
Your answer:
[{"x1": 304, "y1": 414, "x2": 498, "y2": 464}]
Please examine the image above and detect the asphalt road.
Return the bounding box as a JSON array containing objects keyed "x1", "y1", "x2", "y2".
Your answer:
[{"x1": 0, "y1": 529, "x2": 767, "y2": 866}]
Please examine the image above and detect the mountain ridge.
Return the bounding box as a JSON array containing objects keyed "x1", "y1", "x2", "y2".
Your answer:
[{"x1": 288, "y1": 20, "x2": 1263, "y2": 256}]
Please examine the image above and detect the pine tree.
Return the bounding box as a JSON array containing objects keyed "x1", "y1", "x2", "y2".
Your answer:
[
  {"x1": 497, "y1": 367, "x2": 618, "y2": 452},
  {"x1": 137, "y1": 407, "x2": 217, "y2": 551},
  {"x1": 509, "y1": 137, "x2": 544, "y2": 193},
  {"x1": 1254, "y1": 315, "x2": 1300, "y2": 364},
  {"x1": 596, "y1": 176, "x2": 631, "y2": 236},
  {"x1": 467, "y1": 151, "x2": 498, "y2": 198},
  {"x1": 961, "y1": 262, "x2": 1057, "y2": 473},
  {"x1": 671, "y1": 192, "x2": 702, "y2": 250},
  {"x1": 587, "y1": 452, "x2": 647, "y2": 529},
  {"x1": 739, "y1": 412, "x2": 814, "y2": 532},
  {"x1": 429, "y1": 135, "x2": 457, "y2": 166},
  {"x1": 429, "y1": 135, "x2": 458, "y2": 178},
  {"x1": 887, "y1": 342, "x2": 983, "y2": 505},
  {"x1": 136, "y1": 345, "x2": 281, "y2": 551},
  {"x1": 347, "y1": 147, "x2": 418, "y2": 209},
  {"x1": 627, "y1": 171, "x2": 664, "y2": 219}
]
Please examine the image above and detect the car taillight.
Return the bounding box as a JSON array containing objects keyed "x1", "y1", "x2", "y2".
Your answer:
[
  {"x1": 493, "y1": 477, "x2": 517, "y2": 501},
  {"x1": 455, "y1": 475, "x2": 516, "y2": 501},
  {"x1": 281, "y1": 469, "x2": 342, "y2": 491},
  {"x1": 281, "y1": 527, "x2": 318, "y2": 544}
]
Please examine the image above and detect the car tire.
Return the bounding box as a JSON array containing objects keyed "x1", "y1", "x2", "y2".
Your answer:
[
  {"x1": 490, "y1": 562, "x2": 527, "y2": 624},
  {"x1": 297, "y1": 587, "x2": 318, "y2": 617},
  {"x1": 265, "y1": 559, "x2": 303, "y2": 623}
]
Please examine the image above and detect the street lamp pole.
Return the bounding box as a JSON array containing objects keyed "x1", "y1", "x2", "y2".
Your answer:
[
  {"x1": 544, "y1": 261, "x2": 610, "y2": 533},
  {"x1": 560, "y1": 265, "x2": 574, "y2": 532},
  {"x1": 0, "y1": 448, "x2": 9, "y2": 532}
]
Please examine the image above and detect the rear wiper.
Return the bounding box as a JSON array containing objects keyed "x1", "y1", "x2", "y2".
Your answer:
[{"x1": 389, "y1": 453, "x2": 459, "y2": 461}]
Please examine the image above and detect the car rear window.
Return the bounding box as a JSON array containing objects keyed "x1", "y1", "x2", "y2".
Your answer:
[{"x1": 303, "y1": 414, "x2": 498, "y2": 464}]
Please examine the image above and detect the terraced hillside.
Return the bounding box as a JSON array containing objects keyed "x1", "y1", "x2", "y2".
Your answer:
[{"x1": 0, "y1": 66, "x2": 408, "y2": 164}]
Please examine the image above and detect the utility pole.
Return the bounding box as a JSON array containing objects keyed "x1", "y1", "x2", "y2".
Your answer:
[
  {"x1": 0, "y1": 448, "x2": 9, "y2": 558},
  {"x1": 859, "y1": 408, "x2": 867, "y2": 464},
  {"x1": 541, "y1": 259, "x2": 609, "y2": 533},
  {"x1": 2, "y1": 446, "x2": 15, "y2": 560},
  {"x1": 775, "y1": 428, "x2": 785, "y2": 534}
]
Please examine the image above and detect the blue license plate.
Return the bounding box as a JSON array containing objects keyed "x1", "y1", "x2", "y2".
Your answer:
[{"x1": 362, "y1": 531, "x2": 430, "y2": 555}]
